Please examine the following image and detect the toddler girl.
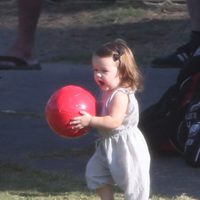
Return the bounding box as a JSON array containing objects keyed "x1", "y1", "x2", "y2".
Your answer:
[{"x1": 70, "y1": 39, "x2": 150, "y2": 200}]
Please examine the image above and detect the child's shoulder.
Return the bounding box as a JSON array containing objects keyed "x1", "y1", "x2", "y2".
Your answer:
[
  {"x1": 110, "y1": 87, "x2": 135, "y2": 101},
  {"x1": 115, "y1": 87, "x2": 135, "y2": 94}
]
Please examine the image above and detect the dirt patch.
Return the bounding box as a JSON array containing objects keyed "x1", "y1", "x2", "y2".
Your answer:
[{"x1": 0, "y1": 1, "x2": 189, "y2": 66}]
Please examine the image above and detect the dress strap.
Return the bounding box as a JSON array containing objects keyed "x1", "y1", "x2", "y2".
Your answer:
[{"x1": 106, "y1": 88, "x2": 134, "y2": 107}]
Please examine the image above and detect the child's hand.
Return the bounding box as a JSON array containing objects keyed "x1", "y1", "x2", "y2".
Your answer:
[{"x1": 70, "y1": 111, "x2": 92, "y2": 130}]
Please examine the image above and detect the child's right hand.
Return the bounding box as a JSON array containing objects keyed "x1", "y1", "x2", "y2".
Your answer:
[{"x1": 70, "y1": 111, "x2": 92, "y2": 130}]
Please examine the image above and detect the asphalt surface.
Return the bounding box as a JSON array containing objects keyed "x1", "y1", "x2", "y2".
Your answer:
[{"x1": 1, "y1": 62, "x2": 200, "y2": 199}]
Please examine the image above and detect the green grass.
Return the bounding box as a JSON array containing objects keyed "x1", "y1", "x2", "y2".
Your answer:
[
  {"x1": 0, "y1": 162, "x2": 195, "y2": 200},
  {"x1": 86, "y1": 6, "x2": 147, "y2": 25},
  {"x1": 0, "y1": 162, "x2": 123, "y2": 200}
]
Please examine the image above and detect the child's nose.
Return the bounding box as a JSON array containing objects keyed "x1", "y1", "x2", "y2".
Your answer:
[{"x1": 96, "y1": 72, "x2": 102, "y2": 78}]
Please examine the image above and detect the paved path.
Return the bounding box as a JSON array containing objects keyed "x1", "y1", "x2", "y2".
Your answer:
[{"x1": 1, "y1": 62, "x2": 200, "y2": 199}]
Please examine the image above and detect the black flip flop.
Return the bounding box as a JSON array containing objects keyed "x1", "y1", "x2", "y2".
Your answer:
[{"x1": 0, "y1": 56, "x2": 41, "y2": 70}]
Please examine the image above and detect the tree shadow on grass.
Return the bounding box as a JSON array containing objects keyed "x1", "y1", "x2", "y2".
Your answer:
[
  {"x1": 1, "y1": 157, "x2": 200, "y2": 200},
  {"x1": 35, "y1": 17, "x2": 190, "y2": 67},
  {"x1": 0, "y1": 162, "x2": 89, "y2": 197},
  {"x1": 0, "y1": 1, "x2": 189, "y2": 66}
]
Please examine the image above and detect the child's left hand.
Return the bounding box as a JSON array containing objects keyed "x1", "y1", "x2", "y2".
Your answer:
[{"x1": 70, "y1": 111, "x2": 92, "y2": 130}]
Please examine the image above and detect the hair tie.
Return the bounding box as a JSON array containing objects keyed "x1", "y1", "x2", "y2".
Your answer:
[
  {"x1": 113, "y1": 53, "x2": 120, "y2": 61},
  {"x1": 113, "y1": 48, "x2": 124, "y2": 62}
]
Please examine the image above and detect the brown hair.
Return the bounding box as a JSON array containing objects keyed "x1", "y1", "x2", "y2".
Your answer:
[{"x1": 93, "y1": 39, "x2": 143, "y2": 91}]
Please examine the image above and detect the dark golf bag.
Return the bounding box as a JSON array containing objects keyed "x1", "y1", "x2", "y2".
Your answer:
[
  {"x1": 180, "y1": 95, "x2": 200, "y2": 167},
  {"x1": 139, "y1": 56, "x2": 200, "y2": 167}
]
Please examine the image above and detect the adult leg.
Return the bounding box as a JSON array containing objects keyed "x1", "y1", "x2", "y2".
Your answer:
[
  {"x1": 0, "y1": 0, "x2": 43, "y2": 70},
  {"x1": 96, "y1": 185, "x2": 114, "y2": 200},
  {"x1": 187, "y1": 0, "x2": 200, "y2": 32},
  {"x1": 9, "y1": 0, "x2": 43, "y2": 64},
  {"x1": 151, "y1": 0, "x2": 200, "y2": 68}
]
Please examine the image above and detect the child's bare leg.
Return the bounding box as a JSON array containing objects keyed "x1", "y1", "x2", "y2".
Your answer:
[{"x1": 96, "y1": 184, "x2": 114, "y2": 200}]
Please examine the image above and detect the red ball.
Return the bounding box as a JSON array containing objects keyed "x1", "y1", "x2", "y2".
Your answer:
[{"x1": 45, "y1": 85, "x2": 96, "y2": 138}]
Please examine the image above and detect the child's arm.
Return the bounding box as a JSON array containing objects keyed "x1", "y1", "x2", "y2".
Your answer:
[{"x1": 70, "y1": 91, "x2": 129, "y2": 130}]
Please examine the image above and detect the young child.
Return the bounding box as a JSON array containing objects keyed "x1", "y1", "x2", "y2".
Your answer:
[{"x1": 70, "y1": 39, "x2": 150, "y2": 200}]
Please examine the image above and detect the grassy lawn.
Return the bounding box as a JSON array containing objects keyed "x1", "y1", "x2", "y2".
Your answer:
[
  {"x1": 0, "y1": 1, "x2": 189, "y2": 67},
  {"x1": 0, "y1": 162, "x2": 195, "y2": 200}
]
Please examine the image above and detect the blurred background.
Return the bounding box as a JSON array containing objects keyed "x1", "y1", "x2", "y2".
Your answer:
[{"x1": 0, "y1": 0, "x2": 188, "y2": 67}]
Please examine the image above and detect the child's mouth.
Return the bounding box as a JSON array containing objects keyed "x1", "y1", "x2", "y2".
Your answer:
[{"x1": 98, "y1": 80, "x2": 105, "y2": 86}]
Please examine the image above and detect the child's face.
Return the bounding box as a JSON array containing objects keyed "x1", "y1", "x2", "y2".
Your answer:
[{"x1": 92, "y1": 55, "x2": 121, "y2": 91}]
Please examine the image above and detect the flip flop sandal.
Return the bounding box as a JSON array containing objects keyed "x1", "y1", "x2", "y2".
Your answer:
[{"x1": 0, "y1": 56, "x2": 41, "y2": 70}]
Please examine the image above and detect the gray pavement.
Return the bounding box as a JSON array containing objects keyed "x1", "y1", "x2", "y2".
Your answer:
[{"x1": 1, "y1": 62, "x2": 200, "y2": 199}]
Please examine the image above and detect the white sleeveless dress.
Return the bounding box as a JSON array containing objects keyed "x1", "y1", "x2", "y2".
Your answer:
[{"x1": 85, "y1": 88, "x2": 150, "y2": 200}]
